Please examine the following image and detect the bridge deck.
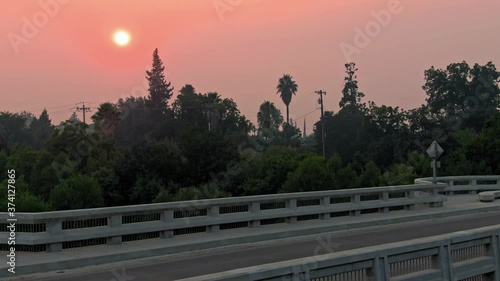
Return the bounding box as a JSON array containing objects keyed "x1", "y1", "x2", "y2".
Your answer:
[{"x1": 4, "y1": 195, "x2": 500, "y2": 280}]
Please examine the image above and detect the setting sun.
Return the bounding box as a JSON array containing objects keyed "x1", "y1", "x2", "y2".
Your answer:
[{"x1": 113, "y1": 31, "x2": 130, "y2": 46}]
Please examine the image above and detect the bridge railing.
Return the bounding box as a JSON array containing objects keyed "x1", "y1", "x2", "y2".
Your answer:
[
  {"x1": 0, "y1": 182, "x2": 446, "y2": 253},
  {"x1": 415, "y1": 175, "x2": 500, "y2": 195},
  {"x1": 179, "y1": 225, "x2": 500, "y2": 281}
]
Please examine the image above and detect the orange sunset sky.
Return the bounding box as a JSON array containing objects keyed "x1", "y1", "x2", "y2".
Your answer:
[{"x1": 1, "y1": 0, "x2": 499, "y2": 129}]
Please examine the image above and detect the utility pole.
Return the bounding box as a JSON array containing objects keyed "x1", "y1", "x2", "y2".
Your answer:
[
  {"x1": 76, "y1": 102, "x2": 91, "y2": 124},
  {"x1": 315, "y1": 90, "x2": 326, "y2": 158},
  {"x1": 203, "y1": 104, "x2": 219, "y2": 132},
  {"x1": 303, "y1": 118, "x2": 307, "y2": 137},
  {"x1": 208, "y1": 110, "x2": 212, "y2": 132}
]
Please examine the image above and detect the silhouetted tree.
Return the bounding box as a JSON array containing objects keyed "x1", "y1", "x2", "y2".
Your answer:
[
  {"x1": 30, "y1": 109, "x2": 53, "y2": 149},
  {"x1": 257, "y1": 101, "x2": 283, "y2": 131},
  {"x1": 115, "y1": 97, "x2": 151, "y2": 145},
  {"x1": 146, "y1": 48, "x2": 174, "y2": 119},
  {"x1": 68, "y1": 112, "x2": 80, "y2": 124},
  {"x1": 276, "y1": 74, "x2": 298, "y2": 124},
  {"x1": 91, "y1": 102, "x2": 121, "y2": 139},
  {"x1": 173, "y1": 84, "x2": 205, "y2": 128},
  {"x1": 339, "y1": 62, "x2": 365, "y2": 110},
  {"x1": 423, "y1": 61, "x2": 500, "y2": 131}
]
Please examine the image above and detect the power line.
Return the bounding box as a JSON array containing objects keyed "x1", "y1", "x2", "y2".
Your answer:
[
  {"x1": 86, "y1": 101, "x2": 116, "y2": 104},
  {"x1": 25, "y1": 101, "x2": 105, "y2": 115},
  {"x1": 51, "y1": 108, "x2": 72, "y2": 113},
  {"x1": 27, "y1": 103, "x2": 79, "y2": 114},
  {"x1": 294, "y1": 108, "x2": 319, "y2": 121},
  {"x1": 49, "y1": 110, "x2": 73, "y2": 115},
  {"x1": 14, "y1": 100, "x2": 264, "y2": 122}
]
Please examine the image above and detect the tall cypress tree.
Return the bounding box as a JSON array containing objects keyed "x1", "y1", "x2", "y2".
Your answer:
[
  {"x1": 145, "y1": 48, "x2": 174, "y2": 119},
  {"x1": 30, "y1": 109, "x2": 53, "y2": 149},
  {"x1": 68, "y1": 112, "x2": 80, "y2": 124},
  {"x1": 339, "y1": 62, "x2": 365, "y2": 110}
]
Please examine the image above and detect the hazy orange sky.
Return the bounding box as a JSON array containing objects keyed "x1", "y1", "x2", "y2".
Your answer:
[{"x1": 1, "y1": 0, "x2": 499, "y2": 130}]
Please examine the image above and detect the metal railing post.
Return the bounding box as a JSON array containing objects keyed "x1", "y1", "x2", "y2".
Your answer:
[
  {"x1": 108, "y1": 214, "x2": 122, "y2": 245},
  {"x1": 208, "y1": 206, "x2": 220, "y2": 232},
  {"x1": 47, "y1": 221, "x2": 63, "y2": 252},
  {"x1": 352, "y1": 195, "x2": 361, "y2": 216},
  {"x1": 471, "y1": 179, "x2": 478, "y2": 195},
  {"x1": 438, "y1": 243, "x2": 453, "y2": 280},
  {"x1": 250, "y1": 202, "x2": 261, "y2": 227},
  {"x1": 160, "y1": 210, "x2": 174, "y2": 238},
  {"x1": 405, "y1": 191, "x2": 416, "y2": 210},
  {"x1": 320, "y1": 197, "x2": 330, "y2": 220},
  {"x1": 287, "y1": 199, "x2": 297, "y2": 223},
  {"x1": 381, "y1": 192, "x2": 389, "y2": 213}
]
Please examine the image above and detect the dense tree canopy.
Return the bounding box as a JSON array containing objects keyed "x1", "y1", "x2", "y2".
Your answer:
[
  {"x1": 423, "y1": 61, "x2": 500, "y2": 131},
  {"x1": 1, "y1": 54, "x2": 499, "y2": 212}
]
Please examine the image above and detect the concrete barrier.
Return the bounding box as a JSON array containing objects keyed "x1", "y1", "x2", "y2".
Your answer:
[
  {"x1": 178, "y1": 225, "x2": 500, "y2": 281},
  {"x1": 416, "y1": 175, "x2": 500, "y2": 196},
  {"x1": 1, "y1": 175, "x2": 497, "y2": 255},
  {"x1": 0, "y1": 182, "x2": 446, "y2": 253},
  {"x1": 480, "y1": 190, "x2": 500, "y2": 202}
]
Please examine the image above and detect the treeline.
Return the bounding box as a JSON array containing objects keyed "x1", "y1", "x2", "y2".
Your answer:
[{"x1": 0, "y1": 50, "x2": 499, "y2": 212}]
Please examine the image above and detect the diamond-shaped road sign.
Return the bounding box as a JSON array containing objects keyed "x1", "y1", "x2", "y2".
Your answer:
[{"x1": 426, "y1": 141, "x2": 444, "y2": 159}]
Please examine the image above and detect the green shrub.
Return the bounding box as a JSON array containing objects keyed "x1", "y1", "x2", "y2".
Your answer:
[{"x1": 50, "y1": 175, "x2": 104, "y2": 210}]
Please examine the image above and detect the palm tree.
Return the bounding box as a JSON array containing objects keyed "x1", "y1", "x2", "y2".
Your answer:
[
  {"x1": 91, "y1": 102, "x2": 121, "y2": 139},
  {"x1": 257, "y1": 101, "x2": 284, "y2": 130},
  {"x1": 276, "y1": 74, "x2": 298, "y2": 124},
  {"x1": 173, "y1": 84, "x2": 200, "y2": 120},
  {"x1": 201, "y1": 92, "x2": 224, "y2": 131}
]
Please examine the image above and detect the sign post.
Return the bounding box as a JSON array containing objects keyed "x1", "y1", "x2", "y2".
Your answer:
[{"x1": 426, "y1": 141, "x2": 444, "y2": 184}]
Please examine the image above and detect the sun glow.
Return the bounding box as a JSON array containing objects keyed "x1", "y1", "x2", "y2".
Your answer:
[{"x1": 113, "y1": 31, "x2": 130, "y2": 46}]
